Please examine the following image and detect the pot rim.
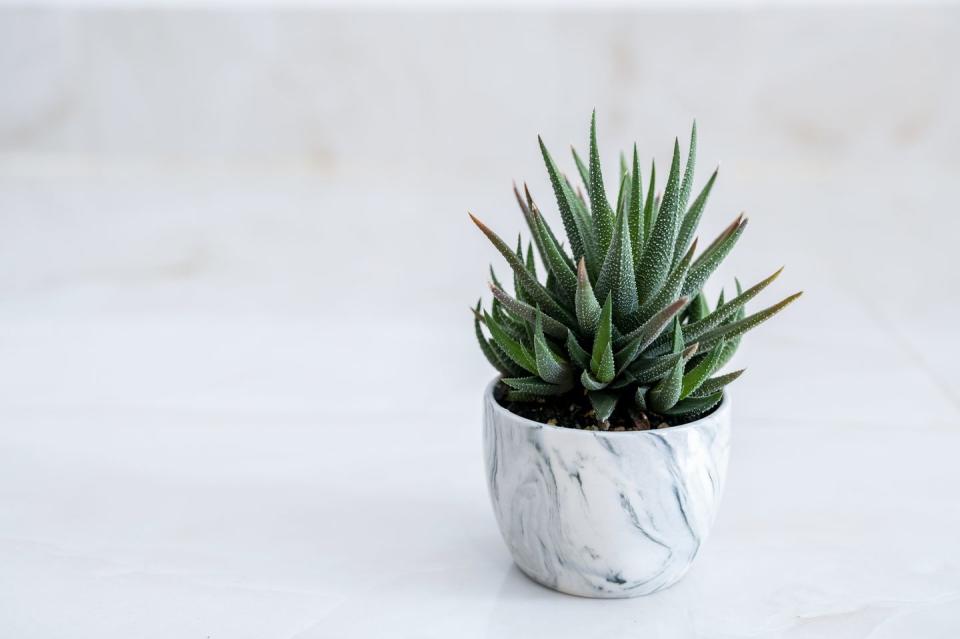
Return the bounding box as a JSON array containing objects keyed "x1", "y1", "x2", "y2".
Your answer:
[{"x1": 485, "y1": 376, "x2": 730, "y2": 437}]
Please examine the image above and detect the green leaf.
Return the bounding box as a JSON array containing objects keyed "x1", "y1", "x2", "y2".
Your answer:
[
  {"x1": 678, "y1": 121, "x2": 698, "y2": 215},
  {"x1": 595, "y1": 187, "x2": 639, "y2": 322},
  {"x1": 635, "y1": 237, "x2": 697, "y2": 325},
  {"x1": 628, "y1": 145, "x2": 644, "y2": 270},
  {"x1": 575, "y1": 258, "x2": 602, "y2": 334},
  {"x1": 615, "y1": 172, "x2": 629, "y2": 221},
  {"x1": 581, "y1": 369, "x2": 609, "y2": 391},
  {"x1": 487, "y1": 290, "x2": 528, "y2": 342},
  {"x1": 504, "y1": 389, "x2": 541, "y2": 402},
  {"x1": 687, "y1": 293, "x2": 746, "y2": 372},
  {"x1": 482, "y1": 310, "x2": 537, "y2": 374},
  {"x1": 678, "y1": 266, "x2": 784, "y2": 348},
  {"x1": 538, "y1": 137, "x2": 595, "y2": 264},
  {"x1": 565, "y1": 330, "x2": 591, "y2": 370},
  {"x1": 682, "y1": 216, "x2": 748, "y2": 298},
  {"x1": 636, "y1": 140, "x2": 682, "y2": 304},
  {"x1": 697, "y1": 292, "x2": 803, "y2": 352},
  {"x1": 489, "y1": 284, "x2": 570, "y2": 339},
  {"x1": 614, "y1": 297, "x2": 689, "y2": 369},
  {"x1": 531, "y1": 208, "x2": 578, "y2": 300},
  {"x1": 470, "y1": 214, "x2": 574, "y2": 324},
  {"x1": 588, "y1": 391, "x2": 618, "y2": 422},
  {"x1": 711, "y1": 320, "x2": 743, "y2": 371},
  {"x1": 634, "y1": 386, "x2": 648, "y2": 411},
  {"x1": 512, "y1": 235, "x2": 529, "y2": 304},
  {"x1": 673, "y1": 167, "x2": 718, "y2": 270},
  {"x1": 627, "y1": 344, "x2": 698, "y2": 384},
  {"x1": 533, "y1": 311, "x2": 572, "y2": 385},
  {"x1": 513, "y1": 182, "x2": 548, "y2": 269},
  {"x1": 680, "y1": 339, "x2": 726, "y2": 400},
  {"x1": 647, "y1": 320, "x2": 685, "y2": 413},
  {"x1": 690, "y1": 369, "x2": 744, "y2": 398},
  {"x1": 688, "y1": 292, "x2": 710, "y2": 323},
  {"x1": 473, "y1": 302, "x2": 523, "y2": 376},
  {"x1": 588, "y1": 111, "x2": 616, "y2": 256},
  {"x1": 523, "y1": 184, "x2": 575, "y2": 269},
  {"x1": 501, "y1": 376, "x2": 569, "y2": 396},
  {"x1": 664, "y1": 391, "x2": 723, "y2": 418},
  {"x1": 566, "y1": 175, "x2": 594, "y2": 237},
  {"x1": 642, "y1": 160, "x2": 657, "y2": 245},
  {"x1": 572, "y1": 147, "x2": 591, "y2": 196},
  {"x1": 590, "y1": 294, "x2": 616, "y2": 383}
]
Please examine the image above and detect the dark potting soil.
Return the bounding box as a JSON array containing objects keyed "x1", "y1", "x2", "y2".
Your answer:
[{"x1": 494, "y1": 382, "x2": 717, "y2": 431}]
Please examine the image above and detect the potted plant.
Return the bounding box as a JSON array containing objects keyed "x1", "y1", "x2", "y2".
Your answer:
[{"x1": 470, "y1": 113, "x2": 801, "y2": 598}]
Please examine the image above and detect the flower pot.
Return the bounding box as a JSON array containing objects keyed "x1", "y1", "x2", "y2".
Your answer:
[{"x1": 482, "y1": 378, "x2": 732, "y2": 598}]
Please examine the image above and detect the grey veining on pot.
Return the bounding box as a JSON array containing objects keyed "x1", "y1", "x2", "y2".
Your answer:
[{"x1": 483, "y1": 379, "x2": 732, "y2": 598}]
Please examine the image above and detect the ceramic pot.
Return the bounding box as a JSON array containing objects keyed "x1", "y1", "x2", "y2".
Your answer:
[{"x1": 482, "y1": 378, "x2": 732, "y2": 598}]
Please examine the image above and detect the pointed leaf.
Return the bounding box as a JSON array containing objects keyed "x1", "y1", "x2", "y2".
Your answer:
[
  {"x1": 614, "y1": 297, "x2": 689, "y2": 368},
  {"x1": 688, "y1": 292, "x2": 710, "y2": 323},
  {"x1": 482, "y1": 310, "x2": 537, "y2": 374},
  {"x1": 581, "y1": 369, "x2": 609, "y2": 391},
  {"x1": 538, "y1": 137, "x2": 594, "y2": 263},
  {"x1": 628, "y1": 344, "x2": 698, "y2": 384},
  {"x1": 533, "y1": 311, "x2": 572, "y2": 385},
  {"x1": 664, "y1": 391, "x2": 723, "y2": 418},
  {"x1": 634, "y1": 386, "x2": 648, "y2": 411},
  {"x1": 628, "y1": 144, "x2": 644, "y2": 268},
  {"x1": 588, "y1": 391, "x2": 618, "y2": 422},
  {"x1": 504, "y1": 390, "x2": 542, "y2": 402},
  {"x1": 690, "y1": 369, "x2": 745, "y2": 398},
  {"x1": 489, "y1": 284, "x2": 570, "y2": 339},
  {"x1": 636, "y1": 140, "x2": 682, "y2": 304},
  {"x1": 697, "y1": 292, "x2": 803, "y2": 352},
  {"x1": 636, "y1": 237, "x2": 697, "y2": 325},
  {"x1": 501, "y1": 376, "x2": 569, "y2": 396},
  {"x1": 473, "y1": 302, "x2": 522, "y2": 376},
  {"x1": 590, "y1": 294, "x2": 615, "y2": 383},
  {"x1": 524, "y1": 184, "x2": 575, "y2": 269},
  {"x1": 514, "y1": 182, "x2": 550, "y2": 269},
  {"x1": 673, "y1": 166, "x2": 718, "y2": 269},
  {"x1": 682, "y1": 216, "x2": 748, "y2": 298},
  {"x1": 642, "y1": 160, "x2": 657, "y2": 244},
  {"x1": 531, "y1": 208, "x2": 578, "y2": 300},
  {"x1": 470, "y1": 214, "x2": 574, "y2": 324},
  {"x1": 575, "y1": 258, "x2": 602, "y2": 334},
  {"x1": 588, "y1": 111, "x2": 615, "y2": 255},
  {"x1": 680, "y1": 339, "x2": 726, "y2": 399},
  {"x1": 565, "y1": 330, "x2": 591, "y2": 370},
  {"x1": 595, "y1": 189, "x2": 639, "y2": 322},
  {"x1": 674, "y1": 266, "x2": 785, "y2": 349},
  {"x1": 572, "y1": 147, "x2": 591, "y2": 196},
  {"x1": 678, "y1": 121, "x2": 698, "y2": 215},
  {"x1": 647, "y1": 320, "x2": 685, "y2": 413}
]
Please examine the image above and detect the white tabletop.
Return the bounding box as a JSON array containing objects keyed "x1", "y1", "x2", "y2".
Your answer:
[{"x1": 1, "y1": 166, "x2": 958, "y2": 638}]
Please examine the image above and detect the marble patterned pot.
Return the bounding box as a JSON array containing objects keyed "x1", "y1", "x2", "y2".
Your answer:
[{"x1": 482, "y1": 378, "x2": 732, "y2": 598}]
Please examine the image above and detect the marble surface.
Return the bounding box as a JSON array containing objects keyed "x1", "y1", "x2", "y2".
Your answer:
[
  {"x1": 2, "y1": 5, "x2": 960, "y2": 638},
  {"x1": 484, "y1": 381, "x2": 732, "y2": 597}
]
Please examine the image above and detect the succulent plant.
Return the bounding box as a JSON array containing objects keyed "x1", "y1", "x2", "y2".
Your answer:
[{"x1": 471, "y1": 113, "x2": 801, "y2": 426}]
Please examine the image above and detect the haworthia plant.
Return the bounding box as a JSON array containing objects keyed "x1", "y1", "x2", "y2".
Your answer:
[{"x1": 471, "y1": 113, "x2": 801, "y2": 425}]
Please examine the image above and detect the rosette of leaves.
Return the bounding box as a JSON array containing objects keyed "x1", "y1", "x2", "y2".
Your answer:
[{"x1": 471, "y1": 113, "x2": 801, "y2": 425}]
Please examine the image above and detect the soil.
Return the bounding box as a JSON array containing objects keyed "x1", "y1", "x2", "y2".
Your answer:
[{"x1": 494, "y1": 382, "x2": 717, "y2": 431}]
